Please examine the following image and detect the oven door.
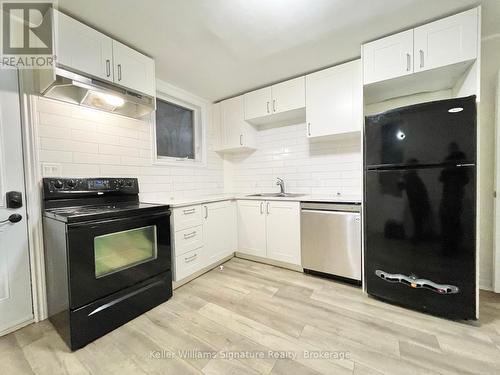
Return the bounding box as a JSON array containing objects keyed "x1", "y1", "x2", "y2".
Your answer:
[{"x1": 66, "y1": 211, "x2": 171, "y2": 309}]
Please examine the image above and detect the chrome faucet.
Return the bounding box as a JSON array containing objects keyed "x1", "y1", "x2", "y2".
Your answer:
[{"x1": 276, "y1": 177, "x2": 285, "y2": 195}]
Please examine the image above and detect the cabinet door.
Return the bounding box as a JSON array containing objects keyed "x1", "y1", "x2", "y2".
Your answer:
[
  {"x1": 265, "y1": 201, "x2": 301, "y2": 265},
  {"x1": 271, "y1": 76, "x2": 305, "y2": 114},
  {"x1": 244, "y1": 87, "x2": 272, "y2": 120},
  {"x1": 112, "y1": 40, "x2": 155, "y2": 96},
  {"x1": 203, "y1": 201, "x2": 237, "y2": 266},
  {"x1": 237, "y1": 200, "x2": 267, "y2": 258},
  {"x1": 54, "y1": 10, "x2": 113, "y2": 82},
  {"x1": 414, "y1": 8, "x2": 478, "y2": 73},
  {"x1": 362, "y1": 30, "x2": 414, "y2": 84},
  {"x1": 220, "y1": 96, "x2": 256, "y2": 150},
  {"x1": 306, "y1": 59, "x2": 362, "y2": 137}
]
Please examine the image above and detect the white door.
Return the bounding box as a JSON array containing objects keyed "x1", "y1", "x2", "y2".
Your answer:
[
  {"x1": 112, "y1": 40, "x2": 156, "y2": 96},
  {"x1": 414, "y1": 8, "x2": 478, "y2": 73},
  {"x1": 271, "y1": 76, "x2": 305, "y2": 114},
  {"x1": 203, "y1": 201, "x2": 237, "y2": 265},
  {"x1": 265, "y1": 201, "x2": 301, "y2": 265},
  {"x1": 362, "y1": 29, "x2": 414, "y2": 84},
  {"x1": 237, "y1": 200, "x2": 266, "y2": 258},
  {"x1": 306, "y1": 59, "x2": 362, "y2": 137},
  {"x1": 54, "y1": 10, "x2": 113, "y2": 82},
  {"x1": 244, "y1": 87, "x2": 272, "y2": 120},
  {"x1": 0, "y1": 69, "x2": 33, "y2": 334}
]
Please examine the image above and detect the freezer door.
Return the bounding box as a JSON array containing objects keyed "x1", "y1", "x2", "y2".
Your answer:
[
  {"x1": 364, "y1": 166, "x2": 476, "y2": 319},
  {"x1": 301, "y1": 209, "x2": 361, "y2": 281},
  {"x1": 365, "y1": 96, "x2": 476, "y2": 168}
]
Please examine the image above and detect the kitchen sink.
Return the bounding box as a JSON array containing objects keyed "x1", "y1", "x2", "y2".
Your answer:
[{"x1": 246, "y1": 193, "x2": 306, "y2": 198}]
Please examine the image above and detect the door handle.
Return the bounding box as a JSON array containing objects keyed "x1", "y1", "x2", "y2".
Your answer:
[
  {"x1": 266, "y1": 202, "x2": 270, "y2": 215},
  {"x1": 266, "y1": 101, "x2": 270, "y2": 114},
  {"x1": 419, "y1": 50, "x2": 424, "y2": 68},
  {"x1": 0, "y1": 214, "x2": 22, "y2": 224},
  {"x1": 272, "y1": 99, "x2": 276, "y2": 112},
  {"x1": 406, "y1": 53, "x2": 411, "y2": 72},
  {"x1": 260, "y1": 201, "x2": 263, "y2": 215},
  {"x1": 183, "y1": 208, "x2": 196, "y2": 215},
  {"x1": 185, "y1": 253, "x2": 198, "y2": 263},
  {"x1": 117, "y1": 64, "x2": 122, "y2": 81},
  {"x1": 240, "y1": 134, "x2": 243, "y2": 146},
  {"x1": 106, "y1": 59, "x2": 111, "y2": 77},
  {"x1": 204, "y1": 206, "x2": 208, "y2": 219},
  {"x1": 307, "y1": 123, "x2": 311, "y2": 136}
]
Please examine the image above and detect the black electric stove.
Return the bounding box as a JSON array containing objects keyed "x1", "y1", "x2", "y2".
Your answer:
[{"x1": 42, "y1": 177, "x2": 172, "y2": 350}]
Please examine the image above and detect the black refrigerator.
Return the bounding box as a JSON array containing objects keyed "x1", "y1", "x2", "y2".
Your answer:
[{"x1": 364, "y1": 95, "x2": 477, "y2": 320}]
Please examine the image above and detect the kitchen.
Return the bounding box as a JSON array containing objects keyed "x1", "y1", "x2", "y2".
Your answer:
[{"x1": 1, "y1": 0, "x2": 500, "y2": 374}]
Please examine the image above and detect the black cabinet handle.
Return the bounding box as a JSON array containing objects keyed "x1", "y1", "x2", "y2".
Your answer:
[{"x1": 0, "y1": 214, "x2": 22, "y2": 224}]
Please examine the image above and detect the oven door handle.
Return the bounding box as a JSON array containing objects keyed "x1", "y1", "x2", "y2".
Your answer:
[{"x1": 67, "y1": 210, "x2": 170, "y2": 228}]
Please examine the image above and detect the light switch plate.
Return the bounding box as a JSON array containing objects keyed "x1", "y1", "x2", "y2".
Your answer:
[{"x1": 42, "y1": 163, "x2": 62, "y2": 177}]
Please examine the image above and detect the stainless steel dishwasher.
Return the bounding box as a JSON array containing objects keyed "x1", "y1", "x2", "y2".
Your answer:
[{"x1": 301, "y1": 202, "x2": 362, "y2": 284}]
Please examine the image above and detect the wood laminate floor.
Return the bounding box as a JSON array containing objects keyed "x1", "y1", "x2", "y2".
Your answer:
[{"x1": 1, "y1": 257, "x2": 500, "y2": 375}]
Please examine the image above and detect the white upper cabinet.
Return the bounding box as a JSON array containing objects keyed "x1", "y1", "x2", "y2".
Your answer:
[
  {"x1": 112, "y1": 40, "x2": 156, "y2": 97},
  {"x1": 244, "y1": 76, "x2": 305, "y2": 123},
  {"x1": 244, "y1": 87, "x2": 272, "y2": 120},
  {"x1": 306, "y1": 59, "x2": 362, "y2": 138},
  {"x1": 53, "y1": 10, "x2": 155, "y2": 97},
  {"x1": 218, "y1": 96, "x2": 257, "y2": 152},
  {"x1": 54, "y1": 10, "x2": 113, "y2": 82},
  {"x1": 413, "y1": 8, "x2": 478, "y2": 73},
  {"x1": 271, "y1": 77, "x2": 305, "y2": 115},
  {"x1": 363, "y1": 7, "x2": 479, "y2": 85},
  {"x1": 362, "y1": 30, "x2": 414, "y2": 85}
]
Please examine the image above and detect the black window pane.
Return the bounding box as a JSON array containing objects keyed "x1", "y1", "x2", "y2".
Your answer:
[{"x1": 156, "y1": 99, "x2": 194, "y2": 159}]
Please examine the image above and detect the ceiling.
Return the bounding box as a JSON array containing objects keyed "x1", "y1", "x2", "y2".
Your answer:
[{"x1": 58, "y1": 0, "x2": 500, "y2": 102}]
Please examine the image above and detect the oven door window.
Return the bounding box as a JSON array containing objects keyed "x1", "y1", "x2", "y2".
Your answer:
[{"x1": 94, "y1": 225, "x2": 158, "y2": 278}]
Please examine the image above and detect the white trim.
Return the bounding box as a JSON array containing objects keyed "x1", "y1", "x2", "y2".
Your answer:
[
  {"x1": 18, "y1": 70, "x2": 48, "y2": 321},
  {"x1": 495, "y1": 70, "x2": 500, "y2": 293},
  {"x1": 0, "y1": 96, "x2": 6, "y2": 208}
]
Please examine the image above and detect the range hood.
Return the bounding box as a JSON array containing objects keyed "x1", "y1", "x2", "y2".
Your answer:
[{"x1": 40, "y1": 67, "x2": 155, "y2": 118}]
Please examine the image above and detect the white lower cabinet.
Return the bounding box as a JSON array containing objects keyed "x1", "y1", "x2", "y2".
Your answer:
[
  {"x1": 237, "y1": 200, "x2": 267, "y2": 258},
  {"x1": 265, "y1": 201, "x2": 301, "y2": 265},
  {"x1": 203, "y1": 200, "x2": 238, "y2": 265},
  {"x1": 237, "y1": 200, "x2": 301, "y2": 266},
  {"x1": 172, "y1": 201, "x2": 237, "y2": 282}
]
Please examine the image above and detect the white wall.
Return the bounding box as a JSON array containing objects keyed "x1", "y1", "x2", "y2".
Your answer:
[
  {"x1": 35, "y1": 83, "x2": 224, "y2": 202},
  {"x1": 478, "y1": 35, "x2": 500, "y2": 290},
  {"x1": 223, "y1": 122, "x2": 362, "y2": 199}
]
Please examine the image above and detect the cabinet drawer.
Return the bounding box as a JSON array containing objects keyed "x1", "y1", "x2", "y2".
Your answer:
[
  {"x1": 174, "y1": 225, "x2": 203, "y2": 256},
  {"x1": 174, "y1": 247, "x2": 203, "y2": 281},
  {"x1": 172, "y1": 205, "x2": 202, "y2": 231}
]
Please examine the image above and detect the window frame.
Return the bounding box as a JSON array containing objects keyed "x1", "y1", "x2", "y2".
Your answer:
[{"x1": 152, "y1": 89, "x2": 206, "y2": 167}]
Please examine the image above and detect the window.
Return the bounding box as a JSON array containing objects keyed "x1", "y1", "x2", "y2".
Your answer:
[{"x1": 153, "y1": 91, "x2": 205, "y2": 166}]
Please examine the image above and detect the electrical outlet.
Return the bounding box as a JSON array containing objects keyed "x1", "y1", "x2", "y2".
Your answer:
[{"x1": 42, "y1": 163, "x2": 62, "y2": 177}]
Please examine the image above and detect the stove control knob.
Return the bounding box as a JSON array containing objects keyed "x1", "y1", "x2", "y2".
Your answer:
[
  {"x1": 67, "y1": 179, "x2": 76, "y2": 188},
  {"x1": 116, "y1": 179, "x2": 124, "y2": 188},
  {"x1": 53, "y1": 180, "x2": 63, "y2": 189},
  {"x1": 125, "y1": 180, "x2": 133, "y2": 187}
]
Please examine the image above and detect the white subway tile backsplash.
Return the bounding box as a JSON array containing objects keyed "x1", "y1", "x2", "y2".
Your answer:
[
  {"x1": 35, "y1": 98, "x2": 224, "y2": 199},
  {"x1": 225, "y1": 123, "x2": 362, "y2": 198}
]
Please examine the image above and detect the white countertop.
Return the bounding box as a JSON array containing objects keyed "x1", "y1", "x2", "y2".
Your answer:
[{"x1": 142, "y1": 193, "x2": 362, "y2": 208}]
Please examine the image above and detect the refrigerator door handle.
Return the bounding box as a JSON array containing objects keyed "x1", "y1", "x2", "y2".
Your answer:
[{"x1": 375, "y1": 270, "x2": 460, "y2": 295}]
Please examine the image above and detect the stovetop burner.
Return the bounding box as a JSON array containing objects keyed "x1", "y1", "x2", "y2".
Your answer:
[{"x1": 42, "y1": 178, "x2": 169, "y2": 223}]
